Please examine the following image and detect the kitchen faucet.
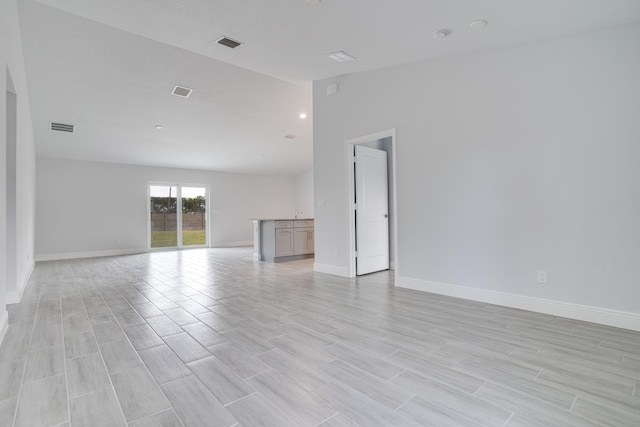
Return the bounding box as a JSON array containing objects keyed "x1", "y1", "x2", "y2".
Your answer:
[{"x1": 294, "y1": 209, "x2": 303, "y2": 219}]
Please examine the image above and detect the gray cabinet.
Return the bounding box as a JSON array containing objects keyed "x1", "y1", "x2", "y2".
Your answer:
[
  {"x1": 293, "y1": 221, "x2": 314, "y2": 255},
  {"x1": 254, "y1": 219, "x2": 314, "y2": 262},
  {"x1": 275, "y1": 221, "x2": 294, "y2": 257}
]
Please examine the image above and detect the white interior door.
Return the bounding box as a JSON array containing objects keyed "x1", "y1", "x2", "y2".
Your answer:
[{"x1": 355, "y1": 145, "x2": 389, "y2": 275}]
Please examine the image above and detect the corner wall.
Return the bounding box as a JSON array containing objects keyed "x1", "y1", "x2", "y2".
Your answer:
[
  {"x1": 295, "y1": 169, "x2": 314, "y2": 219},
  {"x1": 313, "y1": 24, "x2": 640, "y2": 329},
  {"x1": 36, "y1": 158, "x2": 298, "y2": 259},
  {"x1": 1, "y1": 0, "x2": 37, "y2": 340}
]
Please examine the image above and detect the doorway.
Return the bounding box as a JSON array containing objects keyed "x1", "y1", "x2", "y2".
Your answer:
[
  {"x1": 148, "y1": 183, "x2": 209, "y2": 250},
  {"x1": 346, "y1": 129, "x2": 397, "y2": 277}
]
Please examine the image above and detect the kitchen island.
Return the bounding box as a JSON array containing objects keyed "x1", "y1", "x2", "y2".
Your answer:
[{"x1": 252, "y1": 219, "x2": 314, "y2": 262}]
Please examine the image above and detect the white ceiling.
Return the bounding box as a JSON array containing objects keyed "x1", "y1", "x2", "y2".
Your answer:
[{"x1": 18, "y1": 0, "x2": 640, "y2": 176}]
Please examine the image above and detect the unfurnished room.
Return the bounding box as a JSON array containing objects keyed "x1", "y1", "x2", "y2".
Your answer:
[{"x1": 1, "y1": 1, "x2": 640, "y2": 426}]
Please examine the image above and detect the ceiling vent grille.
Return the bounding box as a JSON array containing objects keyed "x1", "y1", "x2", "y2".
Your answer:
[
  {"x1": 327, "y1": 51, "x2": 356, "y2": 63},
  {"x1": 216, "y1": 36, "x2": 243, "y2": 49},
  {"x1": 172, "y1": 85, "x2": 192, "y2": 98},
  {"x1": 50, "y1": 122, "x2": 75, "y2": 133}
]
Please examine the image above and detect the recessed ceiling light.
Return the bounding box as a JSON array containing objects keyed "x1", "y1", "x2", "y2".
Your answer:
[
  {"x1": 299, "y1": 113, "x2": 307, "y2": 119},
  {"x1": 433, "y1": 30, "x2": 450, "y2": 40},
  {"x1": 470, "y1": 20, "x2": 488, "y2": 29},
  {"x1": 154, "y1": 125, "x2": 163, "y2": 130},
  {"x1": 327, "y1": 51, "x2": 356, "y2": 63}
]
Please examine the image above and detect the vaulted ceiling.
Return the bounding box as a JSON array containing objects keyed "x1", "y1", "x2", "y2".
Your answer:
[{"x1": 18, "y1": 0, "x2": 640, "y2": 176}]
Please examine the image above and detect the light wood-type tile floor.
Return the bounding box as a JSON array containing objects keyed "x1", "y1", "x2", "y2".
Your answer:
[{"x1": 1, "y1": 247, "x2": 639, "y2": 426}]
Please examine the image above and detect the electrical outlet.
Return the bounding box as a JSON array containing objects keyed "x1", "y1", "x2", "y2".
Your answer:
[{"x1": 537, "y1": 270, "x2": 548, "y2": 284}]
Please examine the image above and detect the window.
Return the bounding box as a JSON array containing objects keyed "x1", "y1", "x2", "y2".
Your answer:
[{"x1": 149, "y1": 183, "x2": 209, "y2": 249}]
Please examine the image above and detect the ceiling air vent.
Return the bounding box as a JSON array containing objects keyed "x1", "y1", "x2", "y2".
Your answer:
[
  {"x1": 216, "y1": 36, "x2": 243, "y2": 49},
  {"x1": 327, "y1": 50, "x2": 356, "y2": 63},
  {"x1": 50, "y1": 122, "x2": 75, "y2": 133},
  {"x1": 172, "y1": 85, "x2": 192, "y2": 98}
]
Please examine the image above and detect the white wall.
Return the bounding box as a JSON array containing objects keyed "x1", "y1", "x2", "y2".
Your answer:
[
  {"x1": 313, "y1": 24, "x2": 640, "y2": 327},
  {"x1": 295, "y1": 169, "x2": 314, "y2": 218},
  {"x1": 36, "y1": 158, "x2": 298, "y2": 259},
  {"x1": 1, "y1": 0, "x2": 37, "y2": 339}
]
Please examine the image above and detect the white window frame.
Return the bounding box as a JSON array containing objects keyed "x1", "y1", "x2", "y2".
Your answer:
[{"x1": 148, "y1": 182, "x2": 210, "y2": 250}]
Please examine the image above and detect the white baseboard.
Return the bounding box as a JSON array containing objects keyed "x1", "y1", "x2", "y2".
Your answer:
[
  {"x1": 314, "y1": 263, "x2": 350, "y2": 277},
  {"x1": 397, "y1": 276, "x2": 640, "y2": 332},
  {"x1": 210, "y1": 241, "x2": 253, "y2": 248},
  {"x1": 7, "y1": 282, "x2": 25, "y2": 304},
  {"x1": 7, "y1": 260, "x2": 34, "y2": 304},
  {"x1": 35, "y1": 248, "x2": 148, "y2": 262},
  {"x1": 6, "y1": 290, "x2": 22, "y2": 305},
  {"x1": 35, "y1": 244, "x2": 255, "y2": 262},
  {"x1": 0, "y1": 310, "x2": 8, "y2": 347}
]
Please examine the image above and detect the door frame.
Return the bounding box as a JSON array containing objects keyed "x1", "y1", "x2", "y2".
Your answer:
[
  {"x1": 147, "y1": 182, "x2": 211, "y2": 251},
  {"x1": 5, "y1": 72, "x2": 19, "y2": 303},
  {"x1": 345, "y1": 128, "x2": 398, "y2": 279}
]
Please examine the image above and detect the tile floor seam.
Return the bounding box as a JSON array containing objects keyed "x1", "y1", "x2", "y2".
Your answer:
[
  {"x1": 10, "y1": 286, "x2": 42, "y2": 427},
  {"x1": 392, "y1": 392, "x2": 419, "y2": 411},
  {"x1": 312, "y1": 412, "x2": 341, "y2": 426},
  {"x1": 126, "y1": 407, "x2": 182, "y2": 426},
  {"x1": 470, "y1": 380, "x2": 487, "y2": 397},
  {"x1": 64, "y1": 384, "x2": 113, "y2": 402},
  {"x1": 87, "y1": 292, "x2": 134, "y2": 425},
  {"x1": 501, "y1": 412, "x2": 515, "y2": 427},
  {"x1": 222, "y1": 391, "x2": 258, "y2": 408},
  {"x1": 153, "y1": 369, "x2": 195, "y2": 388},
  {"x1": 60, "y1": 294, "x2": 72, "y2": 426},
  {"x1": 569, "y1": 395, "x2": 579, "y2": 412},
  {"x1": 241, "y1": 368, "x2": 273, "y2": 382},
  {"x1": 532, "y1": 366, "x2": 543, "y2": 381},
  {"x1": 386, "y1": 367, "x2": 407, "y2": 382},
  {"x1": 431, "y1": 398, "x2": 485, "y2": 427},
  {"x1": 381, "y1": 349, "x2": 400, "y2": 360}
]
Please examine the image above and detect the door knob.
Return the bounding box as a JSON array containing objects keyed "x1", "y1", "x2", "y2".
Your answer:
[{"x1": 384, "y1": 214, "x2": 388, "y2": 218}]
